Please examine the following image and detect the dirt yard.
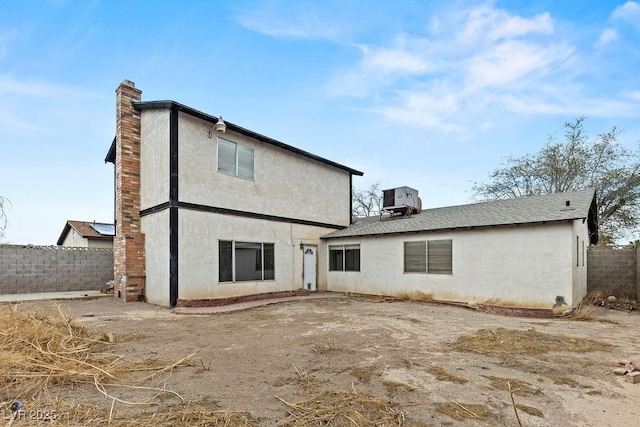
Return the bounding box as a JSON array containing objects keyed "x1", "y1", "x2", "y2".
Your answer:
[{"x1": 4, "y1": 294, "x2": 640, "y2": 426}]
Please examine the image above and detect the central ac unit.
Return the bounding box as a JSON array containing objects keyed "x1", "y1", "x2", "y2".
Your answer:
[{"x1": 382, "y1": 186, "x2": 419, "y2": 212}]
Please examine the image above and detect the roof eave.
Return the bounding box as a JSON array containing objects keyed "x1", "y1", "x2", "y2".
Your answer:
[
  {"x1": 56, "y1": 222, "x2": 72, "y2": 245},
  {"x1": 132, "y1": 100, "x2": 364, "y2": 176},
  {"x1": 322, "y1": 217, "x2": 588, "y2": 240},
  {"x1": 105, "y1": 137, "x2": 116, "y2": 164}
]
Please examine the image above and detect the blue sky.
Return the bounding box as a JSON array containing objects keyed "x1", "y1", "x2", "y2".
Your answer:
[{"x1": 1, "y1": 0, "x2": 639, "y2": 244}]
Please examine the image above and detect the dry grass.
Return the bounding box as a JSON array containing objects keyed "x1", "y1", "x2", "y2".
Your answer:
[
  {"x1": 567, "y1": 304, "x2": 595, "y2": 320},
  {"x1": 515, "y1": 404, "x2": 543, "y2": 417},
  {"x1": 550, "y1": 375, "x2": 581, "y2": 388},
  {"x1": 576, "y1": 287, "x2": 639, "y2": 314},
  {"x1": 451, "y1": 328, "x2": 608, "y2": 359},
  {"x1": 396, "y1": 291, "x2": 434, "y2": 303},
  {"x1": 350, "y1": 367, "x2": 381, "y2": 382},
  {"x1": 345, "y1": 293, "x2": 404, "y2": 303},
  {"x1": 382, "y1": 380, "x2": 416, "y2": 393},
  {"x1": 310, "y1": 340, "x2": 349, "y2": 354},
  {"x1": 277, "y1": 389, "x2": 406, "y2": 426},
  {"x1": 487, "y1": 376, "x2": 542, "y2": 396},
  {"x1": 0, "y1": 303, "x2": 121, "y2": 400},
  {"x1": 435, "y1": 401, "x2": 489, "y2": 421},
  {"x1": 0, "y1": 400, "x2": 256, "y2": 426},
  {"x1": 0, "y1": 304, "x2": 255, "y2": 425},
  {"x1": 481, "y1": 298, "x2": 550, "y2": 308},
  {"x1": 427, "y1": 366, "x2": 468, "y2": 384}
]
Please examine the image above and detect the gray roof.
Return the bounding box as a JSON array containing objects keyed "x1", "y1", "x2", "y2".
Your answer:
[{"x1": 323, "y1": 189, "x2": 598, "y2": 240}]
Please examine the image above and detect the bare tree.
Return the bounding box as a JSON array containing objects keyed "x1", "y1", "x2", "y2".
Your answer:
[
  {"x1": 472, "y1": 117, "x2": 640, "y2": 244},
  {"x1": 352, "y1": 182, "x2": 382, "y2": 220},
  {"x1": 0, "y1": 196, "x2": 10, "y2": 241}
]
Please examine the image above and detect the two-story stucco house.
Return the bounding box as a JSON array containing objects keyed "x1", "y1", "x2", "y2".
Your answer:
[
  {"x1": 322, "y1": 189, "x2": 598, "y2": 307},
  {"x1": 105, "y1": 80, "x2": 362, "y2": 307}
]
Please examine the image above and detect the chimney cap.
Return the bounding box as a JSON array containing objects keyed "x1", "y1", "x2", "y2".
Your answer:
[{"x1": 120, "y1": 79, "x2": 136, "y2": 88}]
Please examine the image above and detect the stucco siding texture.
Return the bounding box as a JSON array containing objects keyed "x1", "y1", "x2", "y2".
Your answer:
[
  {"x1": 571, "y1": 219, "x2": 589, "y2": 305},
  {"x1": 140, "y1": 109, "x2": 170, "y2": 210},
  {"x1": 177, "y1": 209, "x2": 331, "y2": 300},
  {"x1": 141, "y1": 210, "x2": 170, "y2": 306},
  {"x1": 325, "y1": 223, "x2": 576, "y2": 306},
  {"x1": 177, "y1": 113, "x2": 351, "y2": 226},
  {"x1": 62, "y1": 230, "x2": 89, "y2": 247}
]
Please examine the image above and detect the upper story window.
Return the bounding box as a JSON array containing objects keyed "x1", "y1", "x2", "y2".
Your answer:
[{"x1": 217, "y1": 138, "x2": 254, "y2": 179}]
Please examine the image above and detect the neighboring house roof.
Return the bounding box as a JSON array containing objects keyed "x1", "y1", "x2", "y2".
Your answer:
[
  {"x1": 104, "y1": 100, "x2": 364, "y2": 177},
  {"x1": 323, "y1": 189, "x2": 598, "y2": 243},
  {"x1": 56, "y1": 220, "x2": 115, "y2": 245}
]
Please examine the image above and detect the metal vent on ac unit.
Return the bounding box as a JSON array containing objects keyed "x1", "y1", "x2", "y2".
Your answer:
[{"x1": 381, "y1": 186, "x2": 421, "y2": 220}]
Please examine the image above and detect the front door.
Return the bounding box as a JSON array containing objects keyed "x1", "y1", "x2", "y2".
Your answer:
[{"x1": 303, "y1": 245, "x2": 317, "y2": 291}]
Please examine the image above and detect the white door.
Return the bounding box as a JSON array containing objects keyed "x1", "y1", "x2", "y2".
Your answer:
[{"x1": 303, "y1": 245, "x2": 317, "y2": 291}]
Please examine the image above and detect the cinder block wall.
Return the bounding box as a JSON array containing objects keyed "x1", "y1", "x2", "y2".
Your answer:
[
  {"x1": 0, "y1": 244, "x2": 113, "y2": 294},
  {"x1": 587, "y1": 246, "x2": 636, "y2": 296}
]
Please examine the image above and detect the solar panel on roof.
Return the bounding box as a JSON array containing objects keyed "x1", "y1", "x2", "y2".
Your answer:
[{"x1": 90, "y1": 223, "x2": 115, "y2": 236}]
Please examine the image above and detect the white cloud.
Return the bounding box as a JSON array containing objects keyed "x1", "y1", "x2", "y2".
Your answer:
[
  {"x1": 611, "y1": 1, "x2": 640, "y2": 29},
  {"x1": 0, "y1": 29, "x2": 18, "y2": 60},
  {"x1": 0, "y1": 108, "x2": 35, "y2": 132},
  {"x1": 240, "y1": 2, "x2": 638, "y2": 133},
  {"x1": 627, "y1": 91, "x2": 640, "y2": 100},
  {"x1": 502, "y1": 94, "x2": 639, "y2": 117},
  {"x1": 466, "y1": 40, "x2": 574, "y2": 88},
  {"x1": 459, "y1": 6, "x2": 553, "y2": 44},
  {"x1": 0, "y1": 75, "x2": 97, "y2": 97},
  {"x1": 327, "y1": 4, "x2": 583, "y2": 132},
  {"x1": 597, "y1": 28, "x2": 619, "y2": 46},
  {"x1": 378, "y1": 87, "x2": 462, "y2": 133},
  {"x1": 237, "y1": 14, "x2": 341, "y2": 41},
  {"x1": 361, "y1": 45, "x2": 432, "y2": 75},
  {"x1": 234, "y1": 2, "x2": 347, "y2": 42}
]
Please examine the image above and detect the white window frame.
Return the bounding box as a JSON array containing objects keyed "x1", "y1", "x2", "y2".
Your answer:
[
  {"x1": 403, "y1": 239, "x2": 453, "y2": 275},
  {"x1": 217, "y1": 137, "x2": 254, "y2": 180},
  {"x1": 329, "y1": 244, "x2": 361, "y2": 272},
  {"x1": 219, "y1": 240, "x2": 274, "y2": 282}
]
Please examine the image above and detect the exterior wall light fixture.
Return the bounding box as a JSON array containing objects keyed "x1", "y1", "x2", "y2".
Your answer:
[{"x1": 208, "y1": 116, "x2": 226, "y2": 137}]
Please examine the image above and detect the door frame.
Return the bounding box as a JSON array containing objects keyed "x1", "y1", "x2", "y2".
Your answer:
[{"x1": 303, "y1": 244, "x2": 317, "y2": 291}]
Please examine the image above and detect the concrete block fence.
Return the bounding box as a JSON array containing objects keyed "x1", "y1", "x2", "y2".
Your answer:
[
  {"x1": 587, "y1": 244, "x2": 639, "y2": 299},
  {"x1": 0, "y1": 244, "x2": 113, "y2": 294}
]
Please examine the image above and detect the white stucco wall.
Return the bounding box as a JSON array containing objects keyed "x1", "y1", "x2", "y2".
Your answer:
[
  {"x1": 177, "y1": 113, "x2": 351, "y2": 226},
  {"x1": 325, "y1": 222, "x2": 579, "y2": 306},
  {"x1": 140, "y1": 109, "x2": 170, "y2": 210},
  {"x1": 61, "y1": 229, "x2": 88, "y2": 247},
  {"x1": 177, "y1": 209, "x2": 332, "y2": 300},
  {"x1": 141, "y1": 210, "x2": 170, "y2": 306},
  {"x1": 571, "y1": 219, "x2": 589, "y2": 305},
  {"x1": 61, "y1": 230, "x2": 112, "y2": 249}
]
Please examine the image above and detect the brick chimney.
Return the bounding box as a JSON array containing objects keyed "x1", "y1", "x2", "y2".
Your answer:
[{"x1": 113, "y1": 80, "x2": 145, "y2": 302}]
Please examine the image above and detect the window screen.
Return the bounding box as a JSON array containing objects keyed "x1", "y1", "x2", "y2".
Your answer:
[
  {"x1": 329, "y1": 245, "x2": 360, "y2": 272},
  {"x1": 404, "y1": 241, "x2": 426, "y2": 273},
  {"x1": 427, "y1": 240, "x2": 452, "y2": 274},
  {"x1": 217, "y1": 138, "x2": 254, "y2": 179}
]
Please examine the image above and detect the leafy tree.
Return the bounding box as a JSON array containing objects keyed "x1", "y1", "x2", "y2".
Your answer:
[
  {"x1": 472, "y1": 117, "x2": 640, "y2": 244},
  {"x1": 0, "y1": 196, "x2": 9, "y2": 241},
  {"x1": 352, "y1": 182, "x2": 382, "y2": 220}
]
